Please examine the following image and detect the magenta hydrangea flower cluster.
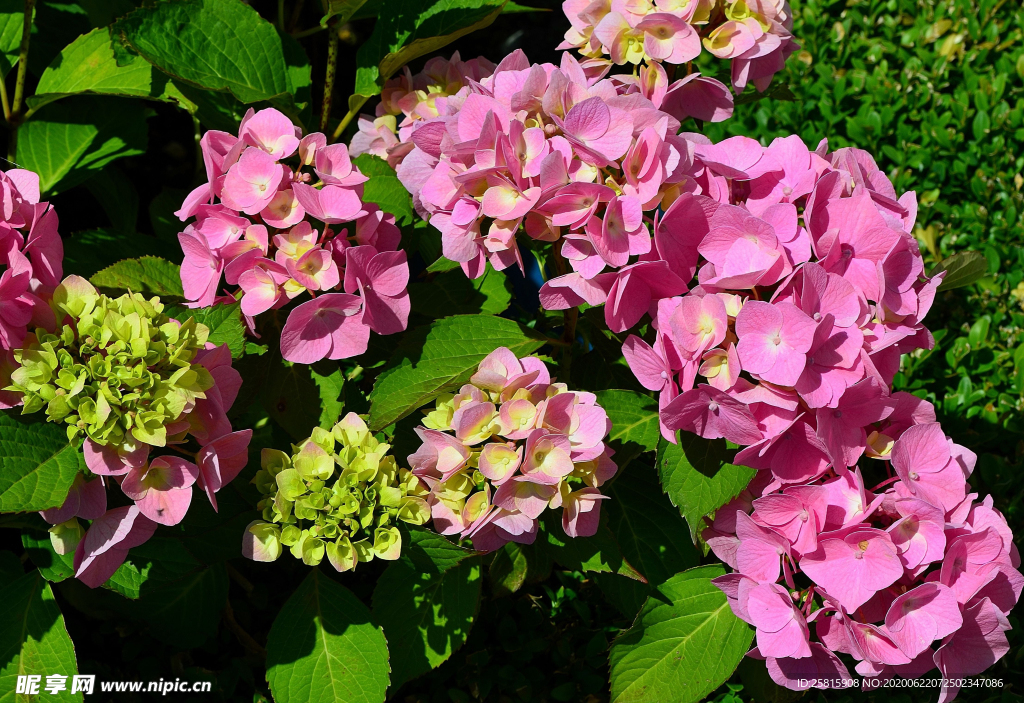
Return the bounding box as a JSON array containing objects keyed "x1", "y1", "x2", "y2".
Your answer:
[
  {"x1": 0, "y1": 168, "x2": 63, "y2": 405},
  {"x1": 408, "y1": 347, "x2": 617, "y2": 552},
  {"x1": 397, "y1": 49, "x2": 706, "y2": 280},
  {"x1": 707, "y1": 425, "x2": 1021, "y2": 701},
  {"x1": 175, "y1": 107, "x2": 410, "y2": 364},
  {"x1": 350, "y1": 52, "x2": 497, "y2": 168},
  {"x1": 560, "y1": 0, "x2": 797, "y2": 117},
  {"x1": 598, "y1": 133, "x2": 1023, "y2": 695}
]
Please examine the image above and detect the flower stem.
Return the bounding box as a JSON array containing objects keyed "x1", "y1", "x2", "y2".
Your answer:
[
  {"x1": 320, "y1": 21, "x2": 339, "y2": 133},
  {"x1": 331, "y1": 95, "x2": 367, "y2": 143},
  {"x1": 7, "y1": 0, "x2": 35, "y2": 162}
]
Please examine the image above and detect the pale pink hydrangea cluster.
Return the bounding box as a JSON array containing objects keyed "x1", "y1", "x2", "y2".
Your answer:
[
  {"x1": 708, "y1": 424, "x2": 1021, "y2": 702},
  {"x1": 0, "y1": 168, "x2": 62, "y2": 405},
  {"x1": 41, "y1": 342, "x2": 252, "y2": 589},
  {"x1": 561, "y1": 0, "x2": 797, "y2": 116},
  {"x1": 397, "y1": 50, "x2": 708, "y2": 280},
  {"x1": 408, "y1": 347, "x2": 616, "y2": 552},
  {"x1": 175, "y1": 107, "x2": 410, "y2": 364},
  {"x1": 350, "y1": 52, "x2": 496, "y2": 167}
]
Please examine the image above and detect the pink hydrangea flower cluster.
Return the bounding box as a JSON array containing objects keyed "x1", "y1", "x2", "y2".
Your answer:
[
  {"x1": 0, "y1": 168, "x2": 62, "y2": 405},
  {"x1": 350, "y1": 52, "x2": 496, "y2": 168},
  {"x1": 707, "y1": 421, "x2": 1021, "y2": 701},
  {"x1": 560, "y1": 0, "x2": 797, "y2": 114},
  {"x1": 175, "y1": 107, "x2": 410, "y2": 364},
  {"x1": 397, "y1": 49, "x2": 709, "y2": 280},
  {"x1": 40, "y1": 339, "x2": 252, "y2": 589},
  {"x1": 408, "y1": 347, "x2": 616, "y2": 552},
  {"x1": 600, "y1": 135, "x2": 933, "y2": 447}
]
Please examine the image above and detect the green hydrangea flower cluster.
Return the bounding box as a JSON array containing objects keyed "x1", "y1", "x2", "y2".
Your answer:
[
  {"x1": 6, "y1": 276, "x2": 212, "y2": 448},
  {"x1": 244, "y1": 413, "x2": 431, "y2": 572}
]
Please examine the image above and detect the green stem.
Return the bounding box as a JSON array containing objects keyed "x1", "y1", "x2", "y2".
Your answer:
[
  {"x1": 320, "y1": 22, "x2": 339, "y2": 133},
  {"x1": 7, "y1": 0, "x2": 35, "y2": 162},
  {"x1": 277, "y1": 0, "x2": 286, "y2": 31},
  {"x1": 331, "y1": 95, "x2": 368, "y2": 142},
  {"x1": 291, "y1": 25, "x2": 325, "y2": 39}
]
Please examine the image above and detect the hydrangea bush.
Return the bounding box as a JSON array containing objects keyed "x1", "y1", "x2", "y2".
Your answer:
[{"x1": 0, "y1": 1, "x2": 1016, "y2": 702}]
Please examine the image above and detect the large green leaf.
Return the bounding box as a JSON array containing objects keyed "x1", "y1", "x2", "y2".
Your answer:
[
  {"x1": 595, "y1": 389, "x2": 660, "y2": 470},
  {"x1": 322, "y1": 0, "x2": 368, "y2": 26},
  {"x1": 605, "y1": 462, "x2": 698, "y2": 593},
  {"x1": 372, "y1": 557, "x2": 482, "y2": 690},
  {"x1": 261, "y1": 358, "x2": 345, "y2": 438},
  {"x1": 29, "y1": 27, "x2": 195, "y2": 112},
  {"x1": 540, "y1": 511, "x2": 645, "y2": 582},
  {"x1": 367, "y1": 314, "x2": 544, "y2": 431},
  {"x1": 133, "y1": 564, "x2": 228, "y2": 648},
  {"x1": 0, "y1": 0, "x2": 24, "y2": 79},
  {"x1": 400, "y1": 525, "x2": 476, "y2": 574},
  {"x1": 608, "y1": 565, "x2": 752, "y2": 703},
  {"x1": 267, "y1": 569, "x2": 390, "y2": 703},
  {"x1": 353, "y1": 154, "x2": 413, "y2": 226},
  {"x1": 16, "y1": 96, "x2": 148, "y2": 196},
  {"x1": 657, "y1": 433, "x2": 755, "y2": 538},
  {"x1": 408, "y1": 266, "x2": 512, "y2": 319},
  {"x1": 20, "y1": 530, "x2": 75, "y2": 584},
  {"x1": 0, "y1": 571, "x2": 81, "y2": 703},
  {"x1": 63, "y1": 230, "x2": 177, "y2": 279},
  {"x1": 89, "y1": 256, "x2": 184, "y2": 298},
  {"x1": 0, "y1": 414, "x2": 83, "y2": 514},
  {"x1": 112, "y1": 0, "x2": 310, "y2": 108},
  {"x1": 351, "y1": 0, "x2": 505, "y2": 110}
]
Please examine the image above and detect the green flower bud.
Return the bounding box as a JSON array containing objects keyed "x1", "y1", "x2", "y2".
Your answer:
[
  {"x1": 373, "y1": 526, "x2": 402, "y2": 560},
  {"x1": 49, "y1": 518, "x2": 84, "y2": 556},
  {"x1": 242, "y1": 521, "x2": 282, "y2": 562},
  {"x1": 251, "y1": 412, "x2": 432, "y2": 573},
  {"x1": 7, "y1": 276, "x2": 212, "y2": 458},
  {"x1": 326, "y1": 534, "x2": 357, "y2": 573}
]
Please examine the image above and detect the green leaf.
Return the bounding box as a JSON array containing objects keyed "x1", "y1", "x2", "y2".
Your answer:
[
  {"x1": 657, "y1": 433, "x2": 755, "y2": 538},
  {"x1": 372, "y1": 556, "x2": 482, "y2": 690},
  {"x1": 322, "y1": 0, "x2": 368, "y2": 26},
  {"x1": 353, "y1": 154, "x2": 413, "y2": 225},
  {"x1": 930, "y1": 250, "x2": 989, "y2": 291},
  {"x1": 0, "y1": 551, "x2": 23, "y2": 586},
  {"x1": 425, "y1": 255, "x2": 461, "y2": 273},
  {"x1": 28, "y1": 27, "x2": 196, "y2": 112},
  {"x1": 267, "y1": 569, "x2": 390, "y2": 703},
  {"x1": 62, "y1": 229, "x2": 175, "y2": 279},
  {"x1": 608, "y1": 565, "x2": 752, "y2": 703},
  {"x1": 102, "y1": 559, "x2": 152, "y2": 600},
  {"x1": 488, "y1": 540, "x2": 550, "y2": 598},
  {"x1": 605, "y1": 462, "x2": 699, "y2": 589},
  {"x1": 400, "y1": 525, "x2": 476, "y2": 574},
  {"x1": 262, "y1": 357, "x2": 339, "y2": 438},
  {"x1": 90, "y1": 256, "x2": 184, "y2": 298},
  {"x1": 84, "y1": 166, "x2": 139, "y2": 233},
  {"x1": 21, "y1": 530, "x2": 75, "y2": 583},
  {"x1": 409, "y1": 266, "x2": 512, "y2": 318},
  {"x1": 595, "y1": 389, "x2": 660, "y2": 470},
  {"x1": 0, "y1": 0, "x2": 24, "y2": 79},
  {"x1": 132, "y1": 564, "x2": 227, "y2": 648},
  {"x1": 0, "y1": 571, "x2": 82, "y2": 703},
  {"x1": 367, "y1": 314, "x2": 544, "y2": 431},
  {"x1": 540, "y1": 511, "x2": 646, "y2": 582},
  {"x1": 165, "y1": 303, "x2": 247, "y2": 358},
  {"x1": 16, "y1": 96, "x2": 148, "y2": 196},
  {"x1": 351, "y1": 0, "x2": 505, "y2": 109},
  {"x1": 113, "y1": 0, "x2": 310, "y2": 108},
  {"x1": 0, "y1": 414, "x2": 84, "y2": 514},
  {"x1": 311, "y1": 364, "x2": 346, "y2": 429}
]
